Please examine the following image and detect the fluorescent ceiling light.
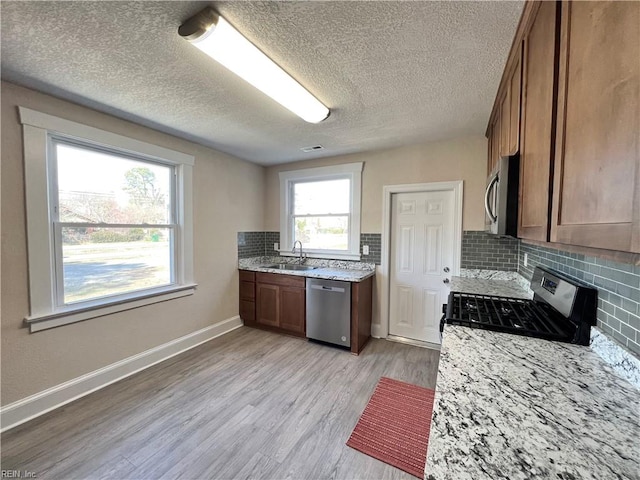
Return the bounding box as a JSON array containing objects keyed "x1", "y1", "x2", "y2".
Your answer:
[{"x1": 178, "y1": 8, "x2": 330, "y2": 124}]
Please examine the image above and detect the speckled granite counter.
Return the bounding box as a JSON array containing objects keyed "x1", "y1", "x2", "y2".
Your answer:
[
  {"x1": 238, "y1": 257, "x2": 375, "y2": 282},
  {"x1": 425, "y1": 326, "x2": 640, "y2": 480},
  {"x1": 449, "y1": 276, "x2": 532, "y2": 300}
]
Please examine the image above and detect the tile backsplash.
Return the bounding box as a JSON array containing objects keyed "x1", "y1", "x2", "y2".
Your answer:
[
  {"x1": 237, "y1": 231, "x2": 381, "y2": 264},
  {"x1": 519, "y1": 242, "x2": 640, "y2": 357},
  {"x1": 461, "y1": 231, "x2": 519, "y2": 271}
]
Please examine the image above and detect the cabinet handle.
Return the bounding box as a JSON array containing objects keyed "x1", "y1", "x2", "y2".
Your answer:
[{"x1": 443, "y1": 278, "x2": 450, "y2": 284}]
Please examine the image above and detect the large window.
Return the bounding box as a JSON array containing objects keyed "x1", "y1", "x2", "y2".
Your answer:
[
  {"x1": 55, "y1": 140, "x2": 175, "y2": 304},
  {"x1": 279, "y1": 163, "x2": 362, "y2": 260},
  {"x1": 20, "y1": 107, "x2": 195, "y2": 332}
]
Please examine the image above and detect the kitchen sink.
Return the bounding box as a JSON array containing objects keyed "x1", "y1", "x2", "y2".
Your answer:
[{"x1": 263, "y1": 264, "x2": 318, "y2": 271}]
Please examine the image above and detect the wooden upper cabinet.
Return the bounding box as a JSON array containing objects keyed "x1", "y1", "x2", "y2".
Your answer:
[
  {"x1": 487, "y1": 39, "x2": 523, "y2": 174},
  {"x1": 518, "y1": 1, "x2": 558, "y2": 242},
  {"x1": 499, "y1": 91, "x2": 510, "y2": 157},
  {"x1": 551, "y1": 1, "x2": 640, "y2": 253},
  {"x1": 488, "y1": 111, "x2": 502, "y2": 174},
  {"x1": 507, "y1": 49, "x2": 522, "y2": 155}
]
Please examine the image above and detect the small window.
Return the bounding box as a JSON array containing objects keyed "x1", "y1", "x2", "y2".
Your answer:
[
  {"x1": 280, "y1": 163, "x2": 362, "y2": 260},
  {"x1": 19, "y1": 107, "x2": 195, "y2": 332}
]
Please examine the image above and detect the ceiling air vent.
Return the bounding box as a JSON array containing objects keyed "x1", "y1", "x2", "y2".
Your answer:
[{"x1": 300, "y1": 145, "x2": 324, "y2": 153}]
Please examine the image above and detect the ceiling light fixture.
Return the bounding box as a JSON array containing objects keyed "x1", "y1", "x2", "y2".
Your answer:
[{"x1": 178, "y1": 7, "x2": 330, "y2": 124}]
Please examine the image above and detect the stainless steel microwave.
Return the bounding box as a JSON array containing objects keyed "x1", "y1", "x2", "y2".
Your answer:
[{"x1": 485, "y1": 155, "x2": 520, "y2": 236}]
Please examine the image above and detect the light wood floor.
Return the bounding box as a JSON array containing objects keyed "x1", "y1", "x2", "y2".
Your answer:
[{"x1": 1, "y1": 327, "x2": 440, "y2": 480}]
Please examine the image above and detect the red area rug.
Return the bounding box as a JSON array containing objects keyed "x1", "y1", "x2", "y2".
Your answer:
[{"x1": 346, "y1": 377, "x2": 435, "y2": 478}]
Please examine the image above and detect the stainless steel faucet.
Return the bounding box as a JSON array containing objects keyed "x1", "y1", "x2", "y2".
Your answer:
[{"x1": 292, "y1": 240, "x2": 304, "y2": 264}]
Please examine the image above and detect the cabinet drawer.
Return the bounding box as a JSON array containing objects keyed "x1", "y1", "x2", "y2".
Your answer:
[
  {"x1": 256, "y1": 272, "x2": 306, "y2": 288},
  {"x1": 240, "y1": 280, "x2": 255, "y2": 300},
  {"x1": 239, "y1": 270, "x2": 255, "y2": 282}
]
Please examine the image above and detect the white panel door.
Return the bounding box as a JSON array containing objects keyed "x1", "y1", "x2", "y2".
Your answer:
[{"x1": 389, "y1": 190, "x2": 454, "y2": 343}]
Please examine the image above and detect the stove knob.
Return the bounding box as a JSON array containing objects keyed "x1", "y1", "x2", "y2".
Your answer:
[
  {"x1": 443, "y1": 278, "x2": 450, "y2": 284},
  {"x1": 444, "y1": 267, "x2": 450, "y2": 273}
]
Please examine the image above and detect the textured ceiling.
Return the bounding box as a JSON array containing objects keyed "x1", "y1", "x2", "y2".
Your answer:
[{"x1": 1, "y1": 1, "x2": 523, "y2": 165}]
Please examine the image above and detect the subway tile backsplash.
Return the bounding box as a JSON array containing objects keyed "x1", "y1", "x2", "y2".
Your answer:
[
  {"x1": 238, "y1": 231, "x2": 381, "y2": 264},
  {"x1": 461, "y1": 231, "x2": 519, "y2": 271},
  {"x1": 519, "y1": 242, "x2": 640, "y2": 357},
  {"x1": 237, "y1": 231, "x2": 267, "y2": 258},
  {"x1": 360, "y1": 233, "x2": 381, "y2": 265}
]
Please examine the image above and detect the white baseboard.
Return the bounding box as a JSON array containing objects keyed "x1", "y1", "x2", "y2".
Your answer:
[{"x1": 0, "y1": 316, "x2": 242, "y2": 432}]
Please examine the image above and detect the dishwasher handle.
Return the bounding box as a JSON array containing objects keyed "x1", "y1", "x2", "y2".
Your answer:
[{"x1": 310, "y1": 284, "x2": 345, "y2": 293}]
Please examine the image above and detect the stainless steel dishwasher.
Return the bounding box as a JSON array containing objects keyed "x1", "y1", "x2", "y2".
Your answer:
[{"x1": 306, "y1": 278, "x2": 351, "y2": 348}]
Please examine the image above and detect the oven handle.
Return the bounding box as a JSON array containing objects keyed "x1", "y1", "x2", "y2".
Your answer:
[{"x1": 484, "y1": 172, "x2": 499, "y2": 222}]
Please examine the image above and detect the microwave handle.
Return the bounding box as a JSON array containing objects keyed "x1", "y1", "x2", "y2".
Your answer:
[{"x1": 484, "y1": 173, "x2": 499, "y2": 222}]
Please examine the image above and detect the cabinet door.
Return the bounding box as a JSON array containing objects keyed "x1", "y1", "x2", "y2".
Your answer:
[
  {"x1": 491, "y1": 112, "x2": 502, "y2": 172},
  {"x1": 256, "y1": 284, "x2": 279, "y2": 327},
  {"x1": 551, "y1": 1, "x2": 640, "y2": 252},
  {"x1": 279, "y1": 287, "x2": 305, "y2": 334},
  {"x1": 518, "y1": 1, "x2": 558, "y2": 241},
  {"x1": 487, "y1": 124, "x2": 494, "y2": 176},
  {"x1": 508, "y1": 48, "x2": 522, "y2": 155},
  {"x1": 499, "y1": 91, "x2": 510, "y2": 157}
]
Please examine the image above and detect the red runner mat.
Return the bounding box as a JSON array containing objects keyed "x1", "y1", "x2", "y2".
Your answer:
[{"x1": 346, "y1": 377, "x2": 435, "y2": 478}]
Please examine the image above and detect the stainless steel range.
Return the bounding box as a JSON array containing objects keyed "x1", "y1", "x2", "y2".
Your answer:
[{"x1": 441, "y1": 266, "x2": 598, "y2": 345}]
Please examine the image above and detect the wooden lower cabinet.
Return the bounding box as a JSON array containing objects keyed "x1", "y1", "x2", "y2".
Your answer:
[
  {"x1": 351, "y1": 276, "x2": 372, "y2": 355},
  {"x1": 279, "y1": 286, "x2": 305, "y2": 334},
  {"x1": 256, "y1": 283, "x2": 280, "y2": 328},
  {"x1": 239, "y1": 271, "x2": 256, "y2": 326},
  {"x1": 240, "y1": 270, "x2": 374, "y2": 353},
  {"x1": 255, "y1": 272, "x2": 306, "y2": 337}
]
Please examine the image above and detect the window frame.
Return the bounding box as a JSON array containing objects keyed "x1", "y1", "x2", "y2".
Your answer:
[
  {"x1": 19, "y1": 107, "x2": 196, "y2": 332},
  {"x1": 279, "y1": 162, "x2": 363, "y2": 260}
]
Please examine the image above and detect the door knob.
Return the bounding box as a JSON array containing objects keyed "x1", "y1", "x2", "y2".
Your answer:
[
  {"x1": 443, "y1": 278, "x2": 450, "y2": 284},
  {"x1": 443, "y1": 267, "x2": 450, "y2": 273}
]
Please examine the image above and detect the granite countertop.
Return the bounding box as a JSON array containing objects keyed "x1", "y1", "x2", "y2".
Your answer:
[
  {"x1": 425, "y1": 326, "x2": 640, "y2": 480},
  {"x1": 238, "y1": 257, "x2": 375, "y2": 282},
  {"x1": 450, "y1": 270, "x2": 532, "y2": 299}
]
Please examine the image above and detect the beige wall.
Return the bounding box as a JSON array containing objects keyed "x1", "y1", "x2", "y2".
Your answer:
[
  {"x1": 264, "y1": 135, "x2": 487, "y2": 331},
  {"x1": 1, "y1": 82, "x2": 265, "y2": 406},
  {"x1": 264, "y1": 135, "x2": 488, "y2": 232}
]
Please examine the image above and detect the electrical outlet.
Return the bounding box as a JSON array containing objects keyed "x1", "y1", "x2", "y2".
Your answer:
[
  {"x1": 524, "y1": 252, "x2": 528, "y2": 267},
  {"x1": 363, "y1": 245, "x2": 370, "y2": 255},
  {"x1": 274, "y1": 243, "x2": 279, "y2": 251}
]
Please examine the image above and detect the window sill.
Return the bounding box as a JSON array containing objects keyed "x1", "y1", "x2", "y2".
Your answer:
[{"x1": 24, "y1": 284, "x2": 197, "y2": 333}]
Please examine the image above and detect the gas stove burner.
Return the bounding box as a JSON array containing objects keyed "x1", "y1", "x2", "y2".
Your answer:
[
  {"x1": 465, "y1": 301, "x2": 478, "y2": 311},
  {"x1": 442, "y1": 267, "x2": 597, "y2": 346}
]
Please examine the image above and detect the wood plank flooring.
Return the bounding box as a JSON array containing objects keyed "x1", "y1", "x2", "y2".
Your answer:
[{"x1": 1, "y1": 327, "x2": 440, "y2": 480}]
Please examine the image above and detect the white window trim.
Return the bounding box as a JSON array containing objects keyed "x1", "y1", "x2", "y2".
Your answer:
[
  {"x1": 279, "y1": 162, "x2": 363, "y2": 261},
  {"x1": 19, "y1": 107, "x2": 196, "y2": 332}
]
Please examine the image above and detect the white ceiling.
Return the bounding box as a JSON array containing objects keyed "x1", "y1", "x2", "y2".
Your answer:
[{"x1": 1, "y1": 1, "x2": 523, "y2": 165}]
